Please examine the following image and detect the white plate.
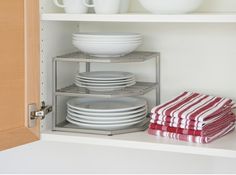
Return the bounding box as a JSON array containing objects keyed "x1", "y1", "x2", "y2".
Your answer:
[
  {"x1": 67, "y1": 105, "x2": 147, "y2": 116},
  {"x1": 67, "y1": 109, "x2": 147, "y2": 121},
  {"x1": 75, "y1": 79, "x2": 136, "y2": 86},
  {"x1": 75, "y1": 80, "x2": 135, "y2": 87},
  {"x1": 77, "y1": 71, "x2": 135, "y2": 81},
  {"x1": 75, "y1": 82, "x2": 136, "y2": 91},
  {"x1": 67, "y1": 113, "x2": 146, "y2": 124},
  {"x1": 66, "y1": 116, "x2": 145, "y2": 130},
  {"x1": 76, "y1": 77, "x2": 135, "y2": 83},
  {"x1": 67, "y1": 97, "x2": 147, "y2": 113}
]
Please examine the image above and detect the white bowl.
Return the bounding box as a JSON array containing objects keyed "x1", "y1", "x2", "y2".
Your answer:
[
  {"x1": 73, "y1": 36, "x2": 142, "y2": 40},
  {"x1": 73, "y1": 41, "x2": 141, "y2": 57},
  {"x1": 139, "y1": 0, "x2": 203, "y2": 14},
  {"x1": 73, "y1": 40, "x2": 142, "y2": 44},
  {"x1": 73, "y1": 32, "x2": 142, "y2": 38},
  {"x1": 73, "y1": 38, "x2": 142, "y2": 43}
]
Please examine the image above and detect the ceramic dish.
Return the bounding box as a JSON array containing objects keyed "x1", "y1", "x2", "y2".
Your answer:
[
  {"x1": 67, "y1": 110, "x2": 147, "y2": 121},
  {"x1": 67, "y1": 105, "x2": 147, "y2": 116},
  {"x1": 66, "y1": 116, "x2": 145, "y2": 130},
  {"x1": 77, "y1": 71, "x2": 135, "y2": 80},
  {"x1": 67, "y1": 113, "x2": 146, "y2": 124}
]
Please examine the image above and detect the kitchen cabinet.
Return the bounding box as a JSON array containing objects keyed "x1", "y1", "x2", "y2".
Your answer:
[{"x1": 1, "y1": 0, "x2": 236, "y2": 172}]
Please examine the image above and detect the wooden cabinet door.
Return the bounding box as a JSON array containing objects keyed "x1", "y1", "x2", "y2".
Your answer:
[{"x1": 0, "y1": 0, "x2": 40, "y2": 151}]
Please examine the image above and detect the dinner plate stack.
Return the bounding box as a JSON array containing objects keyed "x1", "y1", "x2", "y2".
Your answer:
[
  {"x1": 66, "y1": 97, "x2": 148, "y2": 130},
  {"x1": 75, "y1": 71, "x2": 136, "y2": 91},
  {"x1": 72, "y1": 32, "x2": 142, "y2": 57}
]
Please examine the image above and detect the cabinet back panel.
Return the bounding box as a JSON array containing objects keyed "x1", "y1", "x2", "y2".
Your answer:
[{"x1": 80, "y1": 23, "x2": 236, "y2": 103}]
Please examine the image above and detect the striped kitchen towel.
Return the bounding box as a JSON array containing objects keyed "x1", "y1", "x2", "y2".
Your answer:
[
  {"x1": 149, "y1": 113, "x2": 235, "y2": 136},
  {"x1": 148, "y1": 122, "x2": 235, "y2": 144},
  {"x1": 151, "y1": 92, "x2": 234, "y2": 121},
  {"x1": 150, "y1": 111, "x2": 235, "y2": 130}
]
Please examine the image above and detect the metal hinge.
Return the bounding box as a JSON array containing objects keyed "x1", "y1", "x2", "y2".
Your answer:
[{"x1": 28, "y1": 101, "x2": 53, "y2": 128}]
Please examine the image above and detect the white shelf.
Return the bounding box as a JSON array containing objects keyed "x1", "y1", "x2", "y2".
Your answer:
[
  {"x1": 42, "y1": 130, "x2": 236, "y2": 158},
  {"x1": 41, "y1": 13, "x2": 236, "y2": 23}
]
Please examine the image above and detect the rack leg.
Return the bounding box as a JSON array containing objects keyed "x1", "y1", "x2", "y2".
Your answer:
[
  {"x1": 156, "y1": 55, "x2": 161, "y2": 105},
  {"x1": 52, "y1": 59, "x2": 57, "y2": 130}
]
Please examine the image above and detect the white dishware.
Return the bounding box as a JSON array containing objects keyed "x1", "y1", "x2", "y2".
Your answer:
[
  {"x1": 67, "y1": 106, "x2": 147, "y2": 116},
  {"x1": 76, "y1": 77, "x2": 135, "y2": 83},
  {"x1": 67, "y1": 113, "x2": 146, "y2": 124},
  {"x1": 75, "y1": 71, "x2": 136, "y2": 91},
  {"x1": 73, "y1": 32, "x2": 142, "y2": 38},
  {"x1": 83, "y1": 0, "x2": 121, "y2": 14},
  {"x1": 73, "y1": 41, "x2": 141, "y2": 57},
  {"x1": 66, "y1": 116, "x2": 145, "y2": 130},
  {"x1": 53, "y1": 0, "x2": 88, "y2": 14},
  {"x1": 75, "y1": 79, "x2": 135, "y2": 86},
  {"x1": 67, "y1": 97, "x2": 147, "y2": 113},
  {"x1": 75, "y1": 82, "x2": 136, "y2": 91},
  {"x1": 120, "y1": 0, "x2": 130, "y2": 13},
  {"x1": 73, "y1": 39, "x2": 142, "y2": 44},
  {"x1": 67, "y1": 110, "x2": 147, "y2": 121},
  {"x1": 138, "y1": 0, "x2": 203, "y2": 14},
  {"x1": 77, "y1": 71, "x2": 135, "y2": 80},
  {"x1": 72, "y1": 32, "x2": 142, "y2": 57}
]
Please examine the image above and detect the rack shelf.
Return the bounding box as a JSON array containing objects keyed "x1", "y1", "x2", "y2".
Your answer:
[
  {"x1": 56, "y1": 82, "x2": 158, "y2": 98},
  {"x1": 41, "y1": 13, "x2": 236, "y2": 23},
  {"x1": 53, "y1": 51, "x2": 160, "y2": 136},
  {"x1": 54, "y1": 51, "x2": 159, "y2": 63}
]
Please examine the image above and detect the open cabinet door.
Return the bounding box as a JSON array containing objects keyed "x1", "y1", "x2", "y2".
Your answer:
[{"x1": 0, "y1": 0, "x2": 40, "y2": 151}]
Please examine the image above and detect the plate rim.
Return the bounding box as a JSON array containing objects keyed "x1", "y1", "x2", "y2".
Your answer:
[
  {"x1": 77, "y1": 71, "x2": 135, "y2": 81},
  {"x1": 67, "y1": 105, "x2": 147, "y2": 116},
  {"x1": 67, "y1": 110, "x2": 147, "y2": 121},
  {"x1": 66, "y1": 116, "x2": 145, "y2": 130},
  {"x1": 67, "y1": 113, "x2": 146, "y2": 124}
]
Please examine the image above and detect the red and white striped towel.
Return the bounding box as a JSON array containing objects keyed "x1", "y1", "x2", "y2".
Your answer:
[
  {"x1": 149, "y1": 114, "x2": 235, "y2": 136},
  {"x1": 150, "y1": 111, "x2": 236, "y2": 130},
  {"x1": 151, "y1": 92, "x2": 234, "y2": 122},
  {"x1": 148, "y1": 122, "x2": 235, "y2": 144}
]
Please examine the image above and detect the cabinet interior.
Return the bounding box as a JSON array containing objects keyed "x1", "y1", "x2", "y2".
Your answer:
[{"x1": 40, "y1": 0, "x2": 236, "y2": 139}]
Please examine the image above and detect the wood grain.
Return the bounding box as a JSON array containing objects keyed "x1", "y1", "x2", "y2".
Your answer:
[{"x1": 0, "y1": 0, "x2": 40, "y2": 151}]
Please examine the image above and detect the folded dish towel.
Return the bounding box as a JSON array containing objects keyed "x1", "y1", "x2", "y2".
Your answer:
[
  {"x1": 149, "y1": 113, "x2": 235, "y2": 136},
  {"x1": 151, "y1": 92, "x2": 234, "y2": 121},
  {"x1": 150, "y1": 111, "x2": 235, "y2": 130},
  {"x1": 148, "y1": 122, "x2": 235, "y2": 144},
  {"x1": 149, "y1": 92, "x2": 236, "y2": 143}
]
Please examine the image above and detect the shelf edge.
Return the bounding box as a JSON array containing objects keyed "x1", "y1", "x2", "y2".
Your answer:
[
  {"x1": 41, "y1": 13, "x2": 236, "y2": 23},
  {"x1": 41, "y1": 131, "x2": 236, "y2": 158}
]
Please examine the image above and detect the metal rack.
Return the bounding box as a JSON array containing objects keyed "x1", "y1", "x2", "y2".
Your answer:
[{"x1": 52, "y1": 51, "x2": 160, "y2": 135}]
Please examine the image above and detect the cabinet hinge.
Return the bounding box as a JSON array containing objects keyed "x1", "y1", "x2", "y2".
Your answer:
[{"x1": 28, "y1": 101, "x2": 53, "y2": 128}]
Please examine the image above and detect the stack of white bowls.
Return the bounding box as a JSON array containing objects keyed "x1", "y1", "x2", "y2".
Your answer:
[
  {"x1": 66, "y1": 97, "x2": 148, "y2": 130},
  {"x1": 72, "y1": 32, "x2": 142, "y2": 57}
]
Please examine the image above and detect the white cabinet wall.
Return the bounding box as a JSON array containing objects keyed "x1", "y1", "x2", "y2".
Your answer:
[{"x1": 1, "y1": 0, "x2": 236, "y2": 173}]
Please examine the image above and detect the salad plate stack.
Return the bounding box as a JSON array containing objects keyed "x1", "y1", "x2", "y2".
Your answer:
[
  {"x1": 75, "y1": 71, "x2": 136, "y2": 91},
  {"x1": 66, "y1": 97, "x2": 148, "y2": 131}
]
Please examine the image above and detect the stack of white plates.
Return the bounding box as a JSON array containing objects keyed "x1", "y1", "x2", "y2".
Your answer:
[
  {"x1": 75, "y1": 71, "x2": 136, "y2": 91},
  {"x1": 72, "y1": 32, "x2": 142, "y2": 57},
  {"x1": 66, "y1": 97, "x2": 148, "y2": 130}
]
